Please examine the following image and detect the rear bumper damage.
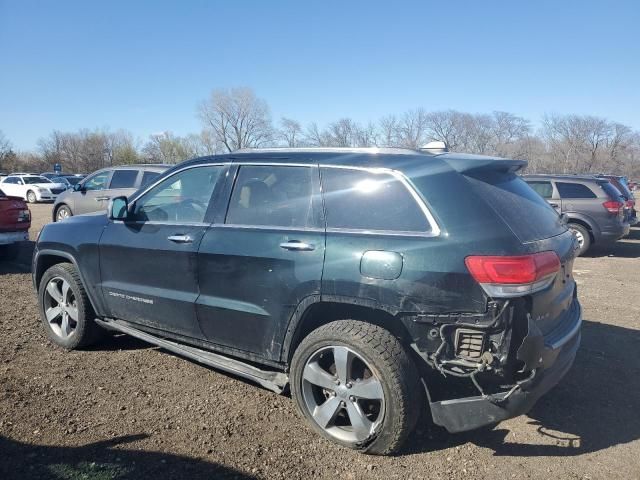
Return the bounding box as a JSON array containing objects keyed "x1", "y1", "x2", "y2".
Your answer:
[{"x1": 427, "y1": 302, "x2": 581, "y2": 433}]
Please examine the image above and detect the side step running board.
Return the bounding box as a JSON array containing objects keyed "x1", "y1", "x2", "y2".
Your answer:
[{"x1": 96, "y1": 319, "x2": 288, "y2": 394}]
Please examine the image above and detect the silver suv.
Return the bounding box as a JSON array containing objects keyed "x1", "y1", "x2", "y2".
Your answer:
[{"x1": 52, "y1": 165, "x2": 168, "y2": 222}]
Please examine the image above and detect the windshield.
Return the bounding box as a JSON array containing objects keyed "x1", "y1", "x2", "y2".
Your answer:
[
  {"x1": 23, "y1": 176, "x2": 51, "y2": 184},
  {"x1": 65, "y1": 176, "x2": 83, "y2": 185},
  {"x1": 51, "y1": 177, "x2": 70, "y2": 185}
]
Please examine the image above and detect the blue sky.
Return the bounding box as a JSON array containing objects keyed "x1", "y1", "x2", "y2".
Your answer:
[{"x1": 1, "y1": 0, "x2": 639, "y2": 150}]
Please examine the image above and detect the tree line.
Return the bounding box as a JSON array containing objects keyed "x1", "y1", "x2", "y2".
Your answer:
[{"x1": 1, "y1": 87, "x2": 639, "y2": 177}]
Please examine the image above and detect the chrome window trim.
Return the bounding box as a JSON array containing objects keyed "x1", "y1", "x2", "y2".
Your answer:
[{"x1": 213, "y1": 223, "x2": 324, "y2": 233}]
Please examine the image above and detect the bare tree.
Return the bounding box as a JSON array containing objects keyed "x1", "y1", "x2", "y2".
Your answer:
[
  {"x1": 198, "y1": 87, "x2": 273, "y2": 152},
  {"x1": 278, "y1": 117, "x2": 303, "y2": 147}
]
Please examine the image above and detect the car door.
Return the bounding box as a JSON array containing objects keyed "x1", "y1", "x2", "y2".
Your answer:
[
  {"x1": 526, "y1": 180, "x2": 560, "y2": 213},
  {"x1": 99, "y1": 164, "x2": 227, "y2": 338},
  {"x1": 0, "y1": 177, "x2": 20, "y2": 197},
  {"x1": 556, "y1": 182, "x2": 598, "y2": 216},
  {"x1": 196, "y1": 163, "x2": 325, "y2": 360},
  {"x1": 74, "y1": 170, "x2": 113, "y2": 215}
]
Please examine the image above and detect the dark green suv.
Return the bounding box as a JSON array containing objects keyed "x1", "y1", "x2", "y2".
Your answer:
[{"x1": 33, "y1": 148, "x2": 581, "y2": 454}]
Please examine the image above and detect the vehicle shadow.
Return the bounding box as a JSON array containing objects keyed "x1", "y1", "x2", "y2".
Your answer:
[
  {"x1": 0, "y1": 434, "x2": 256, "y2": 480},
  {"x1": 405, "y1": 319, "x2": 640, "y2": 457},
  {"x1": 0, "y1": 240, "x2": 35, "y2": 275}
]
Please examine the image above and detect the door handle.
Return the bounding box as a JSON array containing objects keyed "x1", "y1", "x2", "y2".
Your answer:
[
  {"x1": 95, "y1": 196, "x2": 110, "y2": 201},
  {"x1": 168, "y1": 234, "x2": 193, "y2": 244},
  {"x1": 280, "y1": 241, "x2": 315, "y2": 251},
  {"x1": 550, "y1": 203, "x2": 559, "y2": 208}
]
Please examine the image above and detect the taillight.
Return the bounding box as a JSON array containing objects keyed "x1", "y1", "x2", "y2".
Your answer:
[
  {"x1": 18, "y1": 209, "x2": 30, "y2": 222},
  {"x1": 603, "y1": 200, "x2": 623, "y2": 214},
  {"x1": 465, "y1": 251, "x2": 561, "y2": 298}
]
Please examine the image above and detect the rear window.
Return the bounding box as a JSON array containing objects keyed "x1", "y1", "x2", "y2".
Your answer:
[
  {"x1": 465, "y1": 172, "x2": 565, "y2": 242},
  {"x1": 109, "y1": 169, "x2": 139, "y2": 189},
  {"x1": 600, "y1": 181, "x2": 624, "y2": 201},
  {"x1": 556, "y1": 182, "x2": 596, "y2": 199}
]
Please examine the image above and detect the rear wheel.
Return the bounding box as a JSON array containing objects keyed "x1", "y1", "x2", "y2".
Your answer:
[
  {"x1": 26, "y1": 190, "x2": 37, "y2": 203},
  {"x1": 568, "y1": 223, "x2": 591, "y2": 256},
  {"x1": 38, "y1": 263, "x2": 105, "y2": 349},
  {"x1": 291, "y1": 320, "x2": 421, "y2": 455},
  {"x1": 55, "y1": 205, "x2": 72, "y2": 222}
]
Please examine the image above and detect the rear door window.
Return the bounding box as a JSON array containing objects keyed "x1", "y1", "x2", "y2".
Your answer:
[
  {"x1": 226, "y1": 165, "x2": 321, "y2": 228},
  {"x1": 526, "y1": 181, "x2": 553, "y2": 199},
  {"x1": 109, "y1": 169, "x2": 139, "y2": 189},
  {"x1": 321, "y1": 168, "x2": 431, "y2": 233},
  {"x1": 83, "y1": 171, "x2": 111, "y2": 191},
  {"x1": 556, "y1": 182, "x2": 596, "y2": 199},
  {"x1": 465, "y1": 172, "x2": 565, "y2": 242},
  {"x1": 141, "y1": 171, "x2": 161, "y2": 187}
]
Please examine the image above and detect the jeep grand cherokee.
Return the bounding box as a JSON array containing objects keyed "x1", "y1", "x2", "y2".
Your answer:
[{"x1": 33, "y1": 148, "x2": 581, "y2": 454}]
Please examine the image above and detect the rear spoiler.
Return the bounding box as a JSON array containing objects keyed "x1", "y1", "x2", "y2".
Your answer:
[{"x1": 439, "y1": 153, "x2": 527, "y2": 174}]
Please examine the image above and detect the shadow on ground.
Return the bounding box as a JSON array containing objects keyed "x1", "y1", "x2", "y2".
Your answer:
[
  {"x1": 0, "y1": 434, "x2": 255, "y2": 480},
  {"x1": 405, "y1": 318, "x2": 640, "y2": 457}
]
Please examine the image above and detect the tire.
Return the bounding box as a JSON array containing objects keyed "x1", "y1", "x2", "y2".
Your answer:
[
  {"x1": 26, "y1": 190, "x2": 37, "y2": 203},
  {"x1": 0, "y1": 243, "x2": 20, "y2": 260},
  {"x1": 55, "y1": 205, "x2": 73, "y2": 222},
  {"x1": 37, "y1": 263, "x2": 105, "y2": 349},
  {"x1": 290, "y1": 320, "x2": 422, "y2": 455},
  {"x1": 568, "y1": 223, "x2": 591, "y2": 256}
]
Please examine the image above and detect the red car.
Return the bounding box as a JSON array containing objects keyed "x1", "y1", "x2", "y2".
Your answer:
[{"x1": 0, "y1": 187, "x2": 30, "y2": 260}]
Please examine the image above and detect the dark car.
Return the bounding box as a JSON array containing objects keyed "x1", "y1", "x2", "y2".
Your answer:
[
  {"x1": 52, "y1": 165, "x2": 168, "y2": 222},
  {"x1": 595, "y1": 174, "x2": 637, "y2": 225},
  {"x1": 0, "y1": 187, "x2": 30, "y2": 259},
  {"x1": 33, "y1": 148, "x2": 581, "y2": 455},
  {"x1": 523, "y1": 174, "x2": 630, "y2": 255}
]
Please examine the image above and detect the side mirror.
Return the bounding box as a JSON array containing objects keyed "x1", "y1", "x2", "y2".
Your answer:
[
  {"x1": 73, "y1": 183, "x2": 84, "y2": 192},
  {"x1": 109, "y1": 196, "x2": 129, "y2": 220}
]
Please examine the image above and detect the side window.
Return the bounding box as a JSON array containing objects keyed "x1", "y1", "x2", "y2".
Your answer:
[
  {"x1": 109, "y1": 169, "x2": 139, "y2": 189},
  {"x1": 526, "y1": 181, "x2": 553, "y2": 199},
  {"x1": 133, "y1": 166, "x2": 223, "y2": 223},
  {"x1": 83, "y1": 171, "x2": 111, "y2": 191},
  {"x1": 556, "y1": 182, "x2": 596, "y2": 199},
  {"x1": 4, "y1": 177, "x2": 16, "y2": 184},
  {"x1": 226, "y1": 165, "x2": 320, "y2": 228},
  {"x1": 141, "y1": 171, "x2": 161, "y2": 187},
  {"x1": 321, "y1": 168, "x2": 430, "y2": 232}
]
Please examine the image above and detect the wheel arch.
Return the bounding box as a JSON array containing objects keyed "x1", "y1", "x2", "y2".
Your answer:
[
  {"x1": 281, "y1": 296, "x2": 413, "y2": 365},
  {"x1": 566, "y1": 217, "x2": 595, "y2": 243},
  {"x1": 34, "y1": 250, "x2": 100, "y2": 314}
]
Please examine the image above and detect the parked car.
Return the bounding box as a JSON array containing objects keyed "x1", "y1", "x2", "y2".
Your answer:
[
  {"x1": 595, "y1": 174, "x2": 637, "y2": 225},
  {"x1": 0, "y1": 174, "x2": 67, "y2": 203},
  {"x1": 523, "y1": 174, "x2": 630, "y2": 255},
  {"x1": 50, "y1": 175, "x2": 84, "y2": 189},
  {"x1": 0, "y1": 187, "x2": 30, "y2": 259},
  {"x1": 52, "y1": 165, "x2": 168, "y2": 222},
  {"x1": 33, "y1": 148, "x2": 582, "y2": 454}
]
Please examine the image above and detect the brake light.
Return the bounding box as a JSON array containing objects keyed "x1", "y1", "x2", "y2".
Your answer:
[
  {"x1": 465, "y1": 251, "x2": 560, "y2": 298},
  {"x1": 18, "y1": 209, "x2": 30, "y2": 222},
  {"x1": 603, "y1": 200, "x2": 623, "y2": 214}
]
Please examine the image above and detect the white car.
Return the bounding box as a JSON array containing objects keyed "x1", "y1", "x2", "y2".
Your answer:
[{"x1": 0, "y1": 175, "x2": 67, "y2": 203}]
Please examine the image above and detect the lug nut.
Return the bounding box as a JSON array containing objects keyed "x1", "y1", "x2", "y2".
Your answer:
[
  {"x1": 340, "y1": 401, "x2": 346, "y2": 407},
  {"x1": 349, "y1": 396, "x2": 355, "y2": 402},
  {"x1": 334, "y1": 379, "x2": 340, "y2": 385},
  {"x1": 345, "y1": 382, "x2": 352, "y2": 389}
]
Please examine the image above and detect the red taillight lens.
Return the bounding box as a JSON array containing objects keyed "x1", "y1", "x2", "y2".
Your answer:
[
  {"x1": 465, "y1": 251, "x2": 560, "y2": 285},
  {"x1": 603, "y1": 200, "x2": 623, "y2": 214}
]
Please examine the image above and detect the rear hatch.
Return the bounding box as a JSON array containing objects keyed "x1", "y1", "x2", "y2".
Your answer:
[
  {"x1": 462, "y1": 168, "x2": 577, "y2": 337},
  {"x1": 0, "y1": 192, "x2": 31, "y2": 232}
]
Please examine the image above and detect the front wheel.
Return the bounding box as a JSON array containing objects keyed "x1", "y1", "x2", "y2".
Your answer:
[
  {"x1": 38, "y1": 263, "x2": 105, "y2": 349},
  {"x1": 55, "y1": 205, "x2": 72, "y2": 222},
  {"x1": 290, "y1": 320, "x2": 422, "y2": 455},
  {"x1": 26, "y1": 190, "x2": 37, "y2": 203},
  {"x1": 568, "y1": 223, "x2": 591, "y2": 256}
]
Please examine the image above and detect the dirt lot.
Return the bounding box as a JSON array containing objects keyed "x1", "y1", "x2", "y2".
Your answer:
[{"x1": 1, "y1": 204, "x2": 639, "y2": 480}]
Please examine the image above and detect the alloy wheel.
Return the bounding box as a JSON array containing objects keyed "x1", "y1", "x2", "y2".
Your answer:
[
  {"x1": 301, "y1": 345, "x2": 385, "y2": 444},
  {"x1": 570, "y1": 227, "x2": 585, "y2": 249},
  {"x1": 43, "y1": 277, "x2": 78, "y2": 339},
  {"x1": 57, "y1": 208, "x2": 70, "y2": 221}
]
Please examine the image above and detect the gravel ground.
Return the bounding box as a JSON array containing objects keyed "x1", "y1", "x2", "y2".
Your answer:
[{"x1": 1, "y1": 204, "x2": 639, "y2": 480}]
